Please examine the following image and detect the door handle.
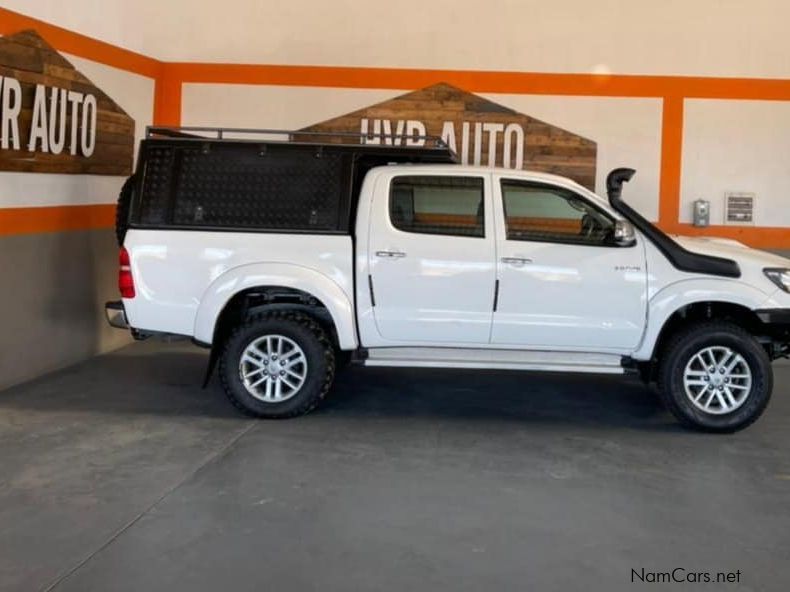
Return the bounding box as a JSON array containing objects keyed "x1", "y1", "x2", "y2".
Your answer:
[
  {"x1": 501, "y1": 256, "x2": 532, "y2": 265},
  {"x1": 376, "y1": 250, "x2": 407, "y2": 259}
]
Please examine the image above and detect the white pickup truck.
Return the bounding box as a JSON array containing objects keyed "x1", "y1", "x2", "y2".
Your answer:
[{"x1": 107, "y1": 127, "x2": 790, "y2": 432}]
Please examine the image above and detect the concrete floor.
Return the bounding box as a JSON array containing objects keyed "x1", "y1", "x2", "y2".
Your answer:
[{"x1": 1, "y1": 342, "x2": 789, "y2": 592}]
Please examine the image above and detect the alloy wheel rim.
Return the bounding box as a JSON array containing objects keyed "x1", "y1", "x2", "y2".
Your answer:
[
  {"x1": 239, "y1": 334, "x2": 308, "y2": 403},
  {"x1": 683, "y1": 346, "x2": 752, "y2": 415}
]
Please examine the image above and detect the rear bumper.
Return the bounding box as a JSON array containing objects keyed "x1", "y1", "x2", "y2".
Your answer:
[{"x1": 105, "y1": 300, "x2": 129, "y2": 330}]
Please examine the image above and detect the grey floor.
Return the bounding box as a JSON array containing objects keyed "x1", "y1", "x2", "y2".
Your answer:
[{"x1": 1, "y1": 341, "x2": 789, "y2": 592}]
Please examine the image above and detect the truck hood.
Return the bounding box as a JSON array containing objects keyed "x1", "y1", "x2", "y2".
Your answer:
[{"x1": 671, "y1": 235, "x2": 790, "y2": 269}]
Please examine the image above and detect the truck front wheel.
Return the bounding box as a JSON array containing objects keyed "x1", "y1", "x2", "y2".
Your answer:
[
  {"x1": 657, "y1": 321, "x2": 772, "y2": 432},
  {"x1": 219, "y1": 312, "x2": 336, "y2": 418}
]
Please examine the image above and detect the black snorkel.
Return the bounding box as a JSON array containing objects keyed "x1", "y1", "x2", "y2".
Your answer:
[{"x1": 604, "y1": 168, "x2": 740, "y2": 278}]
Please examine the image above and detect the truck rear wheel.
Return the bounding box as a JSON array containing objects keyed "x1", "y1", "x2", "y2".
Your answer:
[
  {"x1": 219, "y1": 312, "x2": 335, "y2": 418},
  {"x1": 657, "y1": 321, "x2": 772, "y2": 432}
]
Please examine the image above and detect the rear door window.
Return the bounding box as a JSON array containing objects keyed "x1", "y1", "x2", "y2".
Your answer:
[{"x1": 390, "y1": 176, "x2": 485, "y2": 238}]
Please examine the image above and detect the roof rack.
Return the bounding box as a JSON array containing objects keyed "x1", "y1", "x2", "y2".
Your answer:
[{"x1": 145, "y1": 126, "x2": 451, "y2": 151}]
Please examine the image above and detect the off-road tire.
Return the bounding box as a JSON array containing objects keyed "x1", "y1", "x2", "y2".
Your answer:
[
  {"x1": 219, "y1": 311, "x2": 335, "y2": 418},
  {"x1": 657, "y1": 321, "x2": 772, "y2": 433},
  {"x1": 115, "y1": 175, "x2": 136, "y2": 246}
]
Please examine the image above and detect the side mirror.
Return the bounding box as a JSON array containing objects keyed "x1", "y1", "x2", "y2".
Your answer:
[{"x1": 612, "y1": 220, "x2": 636, "y2": 247}]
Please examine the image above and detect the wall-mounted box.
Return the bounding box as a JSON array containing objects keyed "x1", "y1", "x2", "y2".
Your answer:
[{"x1": 693, "y1": 199, "x2": 710, "y2": 227}]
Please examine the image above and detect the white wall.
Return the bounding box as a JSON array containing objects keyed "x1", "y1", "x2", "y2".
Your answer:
[
  {"x1": 6, "y1": 0, "x2": 790, "y2": 78},
  {"x1": 681, "y1": 99, "x2": 790, "y2": 228},
  {"x1": 1, "y1": 1, "x2": 147, "y2": 56},
  {"x1": 182, "y1": 84, "x2": 398, "y2": 130}
]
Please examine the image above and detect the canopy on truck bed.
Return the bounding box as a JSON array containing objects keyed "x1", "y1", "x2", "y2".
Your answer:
[{"x1": 129, "y1": 127, "x2": 458, "y2": 235}]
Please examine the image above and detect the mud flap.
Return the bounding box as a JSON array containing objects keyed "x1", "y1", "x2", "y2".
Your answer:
[{"x1": 202, "y1": 346, "x2": 220, "y2": 388}]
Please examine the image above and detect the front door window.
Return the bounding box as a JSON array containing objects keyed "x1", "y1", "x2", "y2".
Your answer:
[{"x1": 501, "y1": 181, "x2": 615, "y2": 246}]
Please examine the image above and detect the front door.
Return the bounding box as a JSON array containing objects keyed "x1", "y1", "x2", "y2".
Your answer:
[
  {"x1": 369, "y1": 173, "x2": 496, "y2": 344},
  {"x1": 491, "y1": 176, "x2": 647, "y2": 350}
]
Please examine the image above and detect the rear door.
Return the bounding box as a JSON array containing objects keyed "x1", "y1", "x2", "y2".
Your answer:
[{"x1": 368, "y1": 172, "x2": 496, "y2": 344}]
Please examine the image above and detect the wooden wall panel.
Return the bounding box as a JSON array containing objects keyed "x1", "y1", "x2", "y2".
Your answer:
[
  {"x1": 299, "y1": 83, "x2": 597, "y2": 189},
  {"x1": 0, "y1": 29, "x2": 134, "y2": 175}
]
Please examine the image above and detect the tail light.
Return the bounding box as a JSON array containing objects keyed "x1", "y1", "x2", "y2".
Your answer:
[{"x1": 119, "y1": 247, "x2": 135, "y2": 298}]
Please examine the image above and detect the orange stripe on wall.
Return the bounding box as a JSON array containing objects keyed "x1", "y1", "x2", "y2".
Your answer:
[
  {"x1": 154, "y1": 65, "x2": 183, "y2": 126},
  {"x1": 658, "y1": 96, "x2": 684, "y2": 227},
  {"x1": 1, "y1": 205, "x2": 788, "y2": 248},
  {"x1": 663, "y1": 224, "x2": 790, "y2": 250},
  {"x1": 0, "y1": 205, "x2": 116, "y2": 236},
  {"x1": 169, "y1": 63, "x2": 790, "y2": 101}
]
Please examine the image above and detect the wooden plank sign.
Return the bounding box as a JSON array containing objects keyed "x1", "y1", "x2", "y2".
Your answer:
[
  {"x1": 0, "y1": 29, "x2": 134, "y2": 175},
  {"x1": 299, "y1": 83, "x2": 597, "y2": 189}
]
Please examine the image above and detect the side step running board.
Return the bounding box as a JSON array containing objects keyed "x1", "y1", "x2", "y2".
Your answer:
[{"x1": 363, "y1": 347, "x2": 625, "y2": 374}]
